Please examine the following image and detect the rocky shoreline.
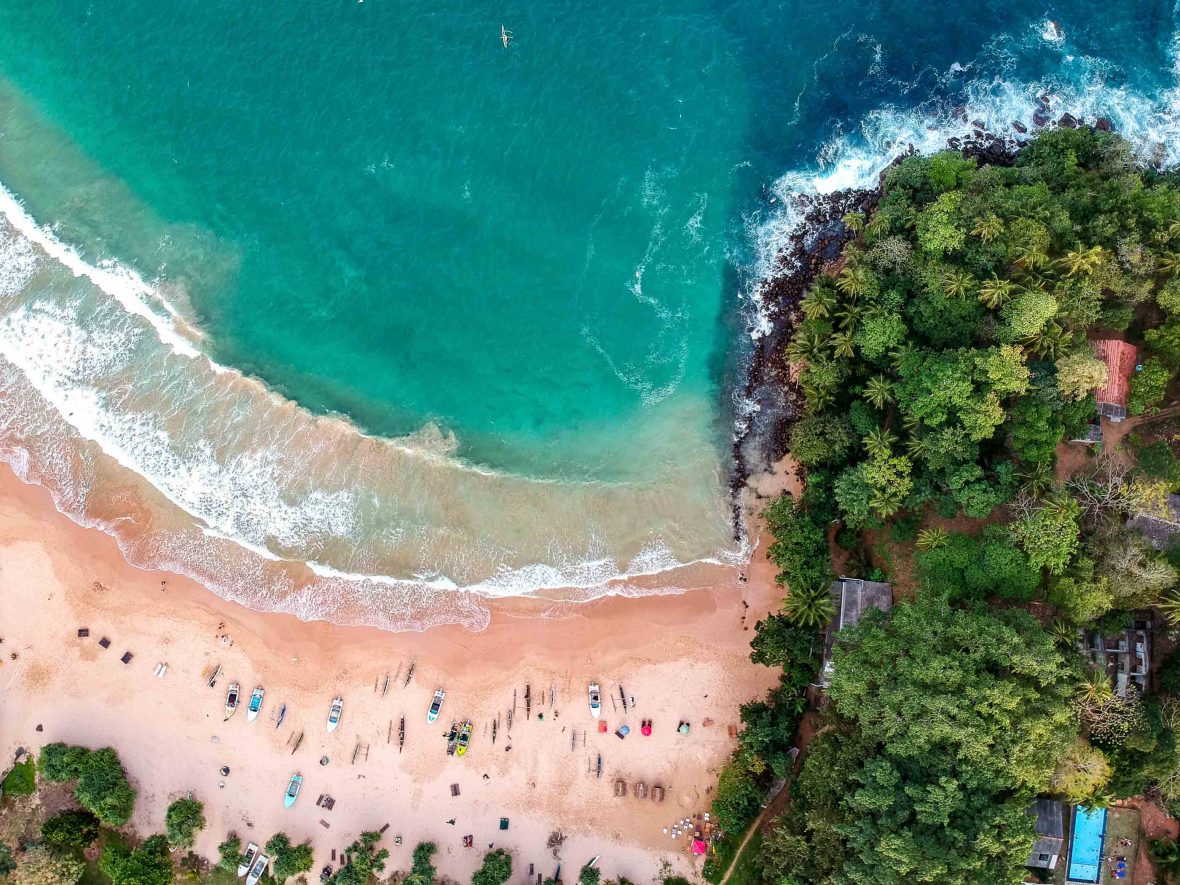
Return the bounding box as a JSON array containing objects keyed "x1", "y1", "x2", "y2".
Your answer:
[{"x1": 729, "y1": 108, "x2": 1111, "y2": 530}]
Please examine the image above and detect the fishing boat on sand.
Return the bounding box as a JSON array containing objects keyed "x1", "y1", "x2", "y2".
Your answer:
[
  {"x1": 326, "y1": 697, "x2": 343, "y2": 733},
  {"x1": 245, "y1": 854, "x2": 269, "y2": 885},
  {"x1": 236, "y1": 842, "x2": 259, "y2": 878},
  {"x1": 225, "y1": 683, "x2": 241, "y2": 721},
  {"x1": 445, "y1": 720, "x2": 459, "y2": 755},
  {"x1": 284, "y1": 773, "x2": 302, "y2": 808},
  {"x1": 427, "y1": 689, "x2": 445, "y2": 723},
  {"x1": 276, "y1": 703, "x2": 287, "y2": 730},
  {"x1": 588, "y1": 683, "x2": 601, "y2": 719},
  {"x1": 247, "y1": 687, "x2": 265, "y2": 721},
  {"x1": 456, "y1": 720, "x2": 473, "y2": 757}
]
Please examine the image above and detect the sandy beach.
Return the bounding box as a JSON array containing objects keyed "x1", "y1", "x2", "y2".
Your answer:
[{"x1": 0, "y1": 463, "x2": 789, "y2": 882}]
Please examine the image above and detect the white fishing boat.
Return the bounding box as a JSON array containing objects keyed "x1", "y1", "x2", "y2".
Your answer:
[
  {"x1": 427, "y1": 689, "x2": 445, "y2": 723},
  {"x1": 246, "y1": 854, "x2": 269, "y2": 885},
  {"x1": 588, "y1": 683, "x2": 601, "y2": 719},
  {"x1": 236, "y1": 842, "x2": 259, "y2": 878},
  {"x1": 326, "y1": 697, "x2": 343, "y2": 733},
  {"x1": 225, "y1": 682, "x2": 241, "y2": 721},
  {"x1": 247, "y1": 687, "x2": 265, "y2": 722},
  {"x1": 284, "y1": 772, "x2": 302, "y2": 808}
]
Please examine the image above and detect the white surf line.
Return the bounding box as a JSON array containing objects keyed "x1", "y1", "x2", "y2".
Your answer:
[{"x1": 0, "y1": 183, "x2": 202, "y2": 359}]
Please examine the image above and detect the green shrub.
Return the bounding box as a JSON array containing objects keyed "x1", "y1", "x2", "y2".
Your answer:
[
  {"x1": 472, "y1": 849, "x2": 512, "y2": 885},
  {"x1": 2, "y1": 759, "x2": 35, "y2": 796},
  {"x1": 39, "y1": 745, "x2": 89, "y2": 783},
  {"x1": 164, "y1": 797, "x2": 205, "y2": 850},
  {"x1": 42, "y1": 810, "x2": 100, "y2": 849},
  {"x1": 75, "y1": 749, "x2": 135, "y2": 827}
]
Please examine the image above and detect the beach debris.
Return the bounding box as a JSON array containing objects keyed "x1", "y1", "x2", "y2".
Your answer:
[
  {"x1": 290, "y1": 731, "x2": 304, "y2": 754},
  {"x1": 387, "y1": 721, "x2": 392, "y2": 744},
  {"x1": 319, "y1": 821, "x2": 330, "y2": 830},
  {"x1": 206, "y1": 664, "x2": 222, "y2": 688},
  {"x1": 399, "y1": 716, "x2": 405, "y2": 753},
  {"x1": 525, "y1": 684, "x2": 532, "y2": 719},
  {"x1": 547, "y1": 831, "x2": 566, "y2": 858},
  {"x1": 595, "y1": 754, "x2": 602, "y2": 780},
  {"x1": 351, "y1": 740, "x2": 369, "y2": 764},
  {"x1": 619, "y1": 686, "x2": 627, "y2": 712},
  {"x1": 491, "y1": 718, "x2": 498, "y2": 745},
  {"x1": 404, "y1": 660, "x2": 415, "y2": 687},
  {"x1": 381, "y1": 673, "x2": 391, "y2": 696}
]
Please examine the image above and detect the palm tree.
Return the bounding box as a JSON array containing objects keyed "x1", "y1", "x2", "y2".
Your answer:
[
  {"x1": 1167, "y1": 221, "x2": 1180, "y2": 242},
  {"x1": 864, "y1": 376, "x2": 893, "y2": 410},
  {"x1": 786, "y1": 327, "x2": 827, "y2": 363},
  {"x1": 1076, "y1": 666, "x2": 1114, "y2": 707},
  {"x1": 1022, "y1": 322, "x2": 1067, "y2": 359},
  {"x1": 836, "y1": 265, "x2": 871, "y2": 298},
  {"x1": 863, "y1": 427, "x2": 897, "y2": 457},
  {"x1": 915, "y1": 527, "x2": 948, "y2": 551},
  {"x1": 1158, "y1": 589, "x2": 1180, "y2": 626},
  {"x1": 978, "y1": 276, "x2": 1017, "y2": 309},
  {"x1": 1012, "y1": 242, "x2": 1049, "y2": 270},
  {"x1": 1018, "y1": 461, "x2": 1056, "y2": 498},
  {"x1": 835, "y1": 303, "x2": 865, "y2": 331},
  {"x1": 1049, "y1": 618, "x2": 1077, "y2": 647},
  {"x1": 865, "y1": 211, "x2": 892, "y2": 239},
  {"x1": 870, "y1": 487, "x2": 903, "y2": 518},
  {"x1": 841, "y1": 212, "x2": 865, "y2": 234},
  {"x1": 801, "y1": 287, "x2": 836, "y2": 321},
  {"x1": 783, "y1": 580, "x2": 837, "y2": 629},
  {"x1": 1159, "y1": 250, "x2": 1180, "y2": 278},
  {"x1": 971, "y1": 214, "x2": 1004, "y2": 243},
  {"x1": 830, "y1": 330, "x2": 856, "y2": 360},
  {"x1": 904, "y1": 435, "x2": 928, "y2": 460},
  {"x1": 890, "y1": 342, "x2": 917, "y2": 372},
  {"x1": 1056, "y1": 245, "x2": 1107, "y2": 278},
  {"x1": 942, "y1": 268, "x2": 975, "y2": 299}
]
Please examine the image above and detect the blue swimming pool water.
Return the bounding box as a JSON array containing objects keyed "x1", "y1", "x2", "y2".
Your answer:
[{"x1": 1068, "y1": 806, "x2": 1108, "y2": 883}]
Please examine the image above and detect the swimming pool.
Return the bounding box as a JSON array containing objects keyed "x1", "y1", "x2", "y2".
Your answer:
[{"x1": 1067, "y1": 805, "x2": 1108, "y2": 883}]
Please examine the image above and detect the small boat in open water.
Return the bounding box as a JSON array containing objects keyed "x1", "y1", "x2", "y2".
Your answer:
[
  {"x1": 427, "y1": 689, "x2": 445, "y2": 723},
  {"x1": 326, "y1": 697, "x2": 343, "y2": 733},
  {"x1": 236, "y1": 842, "x2": 259, "y2": 878},
  {"x1": 225, "y1": 683, "x2": 241, "y2": 721},
  {"x1": 245, "y1": 854, "x2": 269, "y2": 885},
  {"x1": 284, "y1": 773, "x2": 302, "y2": 808},
  {"x1": 247, "y1": 687, "x2": 265, "y2": 721},
  {"x1": 456, "y1": 720, "x2": 473, "y2": 757}
]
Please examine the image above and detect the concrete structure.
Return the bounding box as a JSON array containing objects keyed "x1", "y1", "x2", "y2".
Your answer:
[
  {"x1": 819, "y1": 577, "x2": 892, "y2": 687},
  {"x1": 1026, "y1": 799, "x2": 1065, "y2": 871},
  {"x1": 1079, "y1": 615, "x2": 1152, "y2": 697}
]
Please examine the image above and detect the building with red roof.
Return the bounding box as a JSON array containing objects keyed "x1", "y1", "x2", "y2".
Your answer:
[{"x1": 1092, "y1": 339, "x2": 1139, "y2": 422}]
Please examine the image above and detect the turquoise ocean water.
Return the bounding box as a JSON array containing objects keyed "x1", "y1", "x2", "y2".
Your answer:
[{"x1": 0, "y1": 0, "x2": 1177, "y2": 628}]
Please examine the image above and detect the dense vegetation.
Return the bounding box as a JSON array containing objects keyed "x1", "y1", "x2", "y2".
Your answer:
[
  {"x1": 718, "y1": 127, "x2": 1180, "y2": 884},
  {"x1": 39, "y1": 744, "x2": 136, "y2": 827}
]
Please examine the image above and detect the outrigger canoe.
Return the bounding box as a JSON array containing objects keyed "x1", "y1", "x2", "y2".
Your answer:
[
  {"x1": 236, "y1": 842, "x2": 259, "y2": 878},
  {"x1": 284, "y1": 773, "x2": 302, "y2": 808},
  {"x1": 427, "y1": 689, "x2": 445, "y2": 723},
  {"x1": 588, "y1": 683, "x2": 601, "y2": 719},
  {"x1": 247, "y1": 687, "x2": 265, "y2": 722},
  {"x1": 445, "y1": 720, "x2": 459, "y2": 756},
  {"x1": 456, "y1": 720, "x2": 473, "y2": 757},
  {"x1": 326, "y1": 697, "x2": 343, "y2": 733},
  {"x1": 245, "y1": 854, "x2": 269, "y2": 885},
  {"x1": 276, "y1": 703, "x2": 287, "y2": 730},
  {"x1": 225, "y1": 683, "x2": 241, "y2": 721}
]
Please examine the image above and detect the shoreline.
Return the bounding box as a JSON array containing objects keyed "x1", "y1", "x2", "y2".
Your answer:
[{"x1": 0, "y1": 460, "x2": 788, "y2": 881}]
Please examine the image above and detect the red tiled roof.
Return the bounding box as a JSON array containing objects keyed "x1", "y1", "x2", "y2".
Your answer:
[{"x1": 1093, "y1": 339, "x2": 1139, "y2": 408}]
